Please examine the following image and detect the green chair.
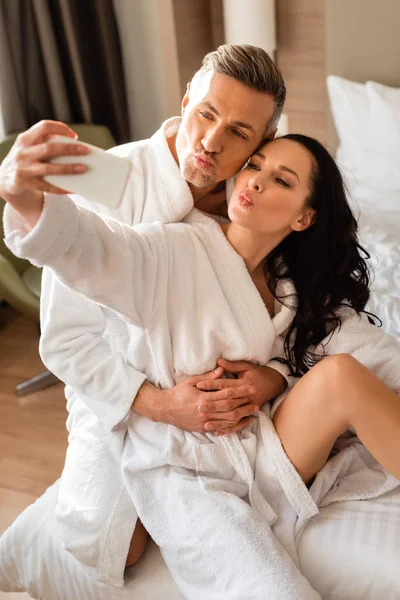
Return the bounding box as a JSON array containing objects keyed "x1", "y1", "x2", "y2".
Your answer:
[{"x1": 0, "y1": 124, "x2": 117, "y2": 396}]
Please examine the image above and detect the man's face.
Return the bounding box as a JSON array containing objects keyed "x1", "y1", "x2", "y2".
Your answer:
[{"x1": 174, "y1": 72, "x2": 277, "y2": 190}]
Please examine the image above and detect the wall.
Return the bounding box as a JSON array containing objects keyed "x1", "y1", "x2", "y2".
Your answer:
[
  {"x1": 112, "y1": 0, "x2": 181, "y2": 140},
  {"x1": 113, "y1": 0, "x2": 223, "y2": 140},
  {"x1": 172, "y1": 0, "x2": 224, "y2": 97},
  {"x1": 276, "y1": 0, "x2": 400, "y2": 148},
  {"x1": 325, "y1": 0, "x2": 400, "y2": 149},
  {"x1": 275, "y1": 0, "x2": 326, "y2": 143}
]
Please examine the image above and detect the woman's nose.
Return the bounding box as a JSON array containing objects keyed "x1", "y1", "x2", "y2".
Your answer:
[{"x1": 249, "y1": 177, "x2": 261, "y2": 192}]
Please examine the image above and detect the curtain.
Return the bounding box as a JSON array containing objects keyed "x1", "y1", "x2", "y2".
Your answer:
[{"x1": 0, "y1": 0, "x2": 130, "y2": 142}]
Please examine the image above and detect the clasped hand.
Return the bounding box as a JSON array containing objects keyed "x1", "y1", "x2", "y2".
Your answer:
[{"x1": 159, "y1": 358, "x2": 286, "y2": 436}]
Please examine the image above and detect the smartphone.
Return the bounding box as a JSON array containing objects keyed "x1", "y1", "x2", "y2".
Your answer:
[{"x1": 43, "y1": 135, "x2": 132, "y2": 208}]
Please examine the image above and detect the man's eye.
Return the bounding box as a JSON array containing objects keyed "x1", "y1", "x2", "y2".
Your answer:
[
  {"x1": 232, "y1": 129, "x2": 247, "y2": 140},
  {"x1": 276, "y1": 178, "x2": 289, "y2": 187},
  {"x1": 200, "y1": 111, "x2": 212, "y2": 119}
]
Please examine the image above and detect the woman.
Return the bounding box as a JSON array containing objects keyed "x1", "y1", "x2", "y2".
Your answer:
[{"x1": 4, "y1": 134, "x2": 400, "y2": 599}]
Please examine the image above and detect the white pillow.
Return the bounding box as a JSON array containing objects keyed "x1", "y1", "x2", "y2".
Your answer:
[
  {"x1": 363, "y1": 81, "x2": 400, "y2": 192},
  {"x1": 326, "y1": 75, "x2": 368, "y2": 181}
]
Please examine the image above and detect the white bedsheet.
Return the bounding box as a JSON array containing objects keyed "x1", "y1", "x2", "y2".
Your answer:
[
  {"x1": 1, "y1": 480, "x2": 400, "y2": 599},
  {"x1": 350, "y1": 183, "x2": 400, "y2": 342},
  {"x1": 299, "y1": 487, "x2": 400, "y2": 599}
]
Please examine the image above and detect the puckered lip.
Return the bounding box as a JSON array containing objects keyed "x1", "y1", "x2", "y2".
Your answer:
[
  {"x1": 238, "y1": 191, "x2": 253, "y2": 205},
  {"x1": 193, "y1": 154, "x2": 215, "y2": 168}
]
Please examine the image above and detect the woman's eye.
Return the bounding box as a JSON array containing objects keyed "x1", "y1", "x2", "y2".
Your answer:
[
  {"x1": 200, "y1": 111, "x2": 212, "y2": 119},
  {"x1": 247, "y1": 162, "x2": 260, "y2": 171},
  {"x1": 276, "y1": 178, "x2": 289, "y2": 187}
]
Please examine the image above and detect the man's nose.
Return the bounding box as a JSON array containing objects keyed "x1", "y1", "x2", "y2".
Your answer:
[{"x1": 201, "y1": 126, "x2": 223, "y2": 154}]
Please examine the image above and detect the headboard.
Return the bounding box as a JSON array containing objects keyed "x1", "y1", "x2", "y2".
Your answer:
[{"x1": 325, "y1": 0, "x2": 400, "y2": 150}]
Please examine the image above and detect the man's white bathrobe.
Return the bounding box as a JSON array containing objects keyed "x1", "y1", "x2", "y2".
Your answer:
[
  {"x1": 10, "y1": 117, "x2": 244, "y2": 588},
  {"x1": 5, "y1": 195, "x2": 400, "y2": 599}
]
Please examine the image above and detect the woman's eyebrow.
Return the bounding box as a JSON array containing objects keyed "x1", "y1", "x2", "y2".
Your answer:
[
  {"x1": 279, "y1": 166, "x2": 300, "y2": 182},
  {"x1": 253, "y1": 153, "x2": 300, "y2": 183}
]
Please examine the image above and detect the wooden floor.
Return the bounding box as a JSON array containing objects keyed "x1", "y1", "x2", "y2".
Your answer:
[{"x1": 0, "y1": 306, "x2": 68, "y2": 599}]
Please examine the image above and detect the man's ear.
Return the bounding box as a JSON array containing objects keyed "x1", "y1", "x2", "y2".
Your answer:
[
  {"x1": 292, "y1": 209, "x2": 316, "y2": 232},
  {"x1": 181, "y1": 82, "x2": 190, "y2": 116}
]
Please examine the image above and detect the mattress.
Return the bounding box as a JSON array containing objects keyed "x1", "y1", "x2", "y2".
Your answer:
[
  {"x1": 1, "y1": 480, "x2": 400, "y2": 599},
  {"x1": 299, "y1": 487, "x2": 400, "y2": 599}
]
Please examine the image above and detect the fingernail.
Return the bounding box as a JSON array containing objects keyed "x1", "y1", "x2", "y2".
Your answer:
[
  {"x1": 196, "y1": 384, "x2": 204, "y2": 390},
  {"x1": 77, "y1": 145, "x2": 88, "y2": 153},
  {"x1": 199, "y1": 405, "x2": 207, "y2": 413},
  {"x1": 249, "y1": 387, "x2": 256, "y2": 394},
  {"x1": 205, "y1": 423, "x2": 214, "y2": 431},
  {"x1": 254, "y1": 406, "x2": 260, "y2": 413},
  {"x1": 73, "y1": 165, "x2": 86, "y2": 173}
]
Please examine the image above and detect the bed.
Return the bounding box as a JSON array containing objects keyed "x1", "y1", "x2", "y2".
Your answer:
[
  {"x1": 327, "y1": 74, "x2": 400, "y2": 344},
  {"x1": 2, "y1": 3, "x2": 400, "y2": 599},
  {"x1": 1, "y1": 479, "x2": 400, "y2": 600},
  {"x1": 357, "y1": 198, "x2": 400, "y2": 342}
]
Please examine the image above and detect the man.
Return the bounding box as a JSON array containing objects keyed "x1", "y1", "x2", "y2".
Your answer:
[{"x1": 1, "y1": 44, "x2": 290, "y2": 587}]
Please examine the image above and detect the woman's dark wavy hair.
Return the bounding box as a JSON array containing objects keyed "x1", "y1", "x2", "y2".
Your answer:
[{"x1": 266, "y1": 134, "x2": 377, "y2": 377}]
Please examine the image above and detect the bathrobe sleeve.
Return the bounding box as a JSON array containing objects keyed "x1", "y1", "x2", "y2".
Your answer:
[
  {"x1": 322, "y1": 309, "x2": 400, "y2": 394},
  {"x1": 270, "y1": 308, "x2": 400, "y2": 419},
  {"x1": 4, "y1": 194, "x2": 170, "y2": 428},
  {"x1": 39, "y1": 266, "x2": 148, "y2": 428},
  {"x1": 267, "y1": 307, "x2": 400, "y2": 396},
  {"x1": 267, "y1": 334, "x2": 298, "y2": 389},
  {"x1": 4, "y1": 194, "x2": 168, "y2": 328},
  {"x1": 3, "y1": 132, "x2": 192, "y2": 430}
]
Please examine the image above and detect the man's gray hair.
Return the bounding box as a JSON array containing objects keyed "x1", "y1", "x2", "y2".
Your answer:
[{"x1": 194, "y1": 44, "x2": 286, "y2": 134}]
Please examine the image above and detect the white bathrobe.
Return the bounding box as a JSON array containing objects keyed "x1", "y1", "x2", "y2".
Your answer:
[
  {"x1": 5, "y1": 117, "x2": 243, "y2": 587},
  {"x1": 5, "y1": 194, "x2": 400, "y2": 599}
]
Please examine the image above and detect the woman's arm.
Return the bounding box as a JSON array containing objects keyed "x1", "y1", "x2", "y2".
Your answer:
[{"x1": 4, "y1": 194, "x2": 167, "y2": 327}]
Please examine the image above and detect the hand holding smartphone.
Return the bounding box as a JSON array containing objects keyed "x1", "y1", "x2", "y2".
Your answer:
[{"x1": 44, "y1": 135, "x2": 132, "y2": 208}]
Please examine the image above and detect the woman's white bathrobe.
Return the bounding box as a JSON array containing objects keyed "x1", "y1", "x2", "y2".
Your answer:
[{"x1": 5, "y1": 195, "x2": 400, "y2": 599}]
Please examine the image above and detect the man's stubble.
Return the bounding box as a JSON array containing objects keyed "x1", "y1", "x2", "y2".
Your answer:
[{"x1": 181, "y1": 155, "x2": 218, "y2": 189}]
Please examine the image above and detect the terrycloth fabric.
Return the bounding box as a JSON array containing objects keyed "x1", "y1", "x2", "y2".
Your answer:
[
  {"x1": 5, "y1": 196, "x2": 400, "y2": 597},
  {"x1": 39, "y1": 117, "x2": 196, "y2": 432},
  {"x1": 2, "y1": 117, "x2": 248, "y2": 586},
  {"x1": 5, "y1": 197, "x2": 320, "y2": 598},
  {"x1": 0, "y1": 481, "x2": 185, "y2": 600},
  {"x1": 36, "y1": 117, "x2": 194, "y2": 585}
]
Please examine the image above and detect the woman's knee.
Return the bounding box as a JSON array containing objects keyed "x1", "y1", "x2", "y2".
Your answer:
[
  {"x1": 298, "y1": 354, "x2": 361, "y2": 416},
  {"x1": 125, "y1": 519, "x2": 148, "y2": 568},
  {"x1": 313, "y1": 353, "x2": 362, "y2": 385}
]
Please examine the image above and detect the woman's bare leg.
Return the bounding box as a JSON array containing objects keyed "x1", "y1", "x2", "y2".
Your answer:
[
  {"x1": 125, "y1": 518, "x2": 148, "y2": 568},
  {"x1": 273, "y1": 354, "x2": 400, "y2": 484}
]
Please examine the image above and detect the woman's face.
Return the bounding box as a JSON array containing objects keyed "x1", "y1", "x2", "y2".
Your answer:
[{"x1": 229, "y1": 138, "x2": 315, "y2": 235}]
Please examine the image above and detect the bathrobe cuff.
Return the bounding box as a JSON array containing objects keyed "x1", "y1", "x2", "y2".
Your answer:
[
  {"x1": 97, "y1": 370, "x2": 148, "y2": 430},
  {"x1": 267, "y1": 359, "x2": 297, "y2": 390},
  {"x1": 4, "y1": 195, "x2": 150, "y2": 430},
  {"x1": 3, "y1": 194, "x2": 79, "y2": 267}
]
